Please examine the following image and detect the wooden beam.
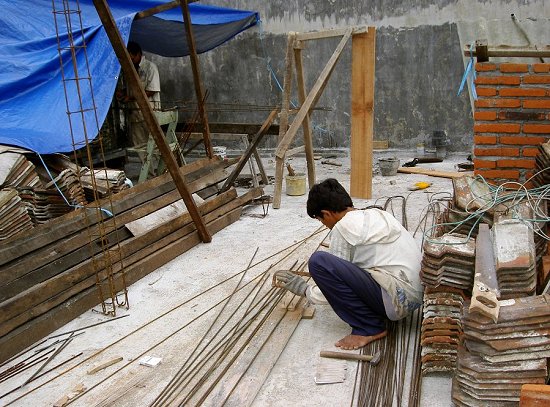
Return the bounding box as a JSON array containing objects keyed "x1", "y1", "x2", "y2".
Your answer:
[
  {"x1": 179, "y1": 0, "x2": 213, "y2": 158},
  {"x1": 293, "y1": 41, "x2": 316, "y2": 190},
  {"x1": 92, "y1": 0, "x2": 211, "y2": 243},
  {"x1": 135, "y1": 0, "x2": 197, "y2": 20},
  {"x1": 295, "y1": 26, "x2": 367, "y2": 41},
  {"x1": 463, "y1": 44, "x2": 550, "y2": 59},
  {"x1": 350, "y1": 27, "x2": 376, "y2": 199},
  {"x1": 219, "y1": 109, "x2": 278, "y2": 193}
]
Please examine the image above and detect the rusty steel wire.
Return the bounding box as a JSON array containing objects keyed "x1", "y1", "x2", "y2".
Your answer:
[{"x1": 51, "y1": 0, "x2": 128, "y2": 316}]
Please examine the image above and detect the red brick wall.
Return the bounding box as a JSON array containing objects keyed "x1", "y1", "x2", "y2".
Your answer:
[{"x1": 473, "y1": 62, "x2": 550, "y2": 187}]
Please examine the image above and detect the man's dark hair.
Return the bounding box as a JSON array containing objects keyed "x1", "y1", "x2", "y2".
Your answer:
[
  {"x1": 127, "y1": 41, "x2": 142, "y2": 56},
  {"x1": 306, "y1": 178, "x2": 353, "y2": 219}
]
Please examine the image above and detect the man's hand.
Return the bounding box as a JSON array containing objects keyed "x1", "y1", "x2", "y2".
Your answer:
[{"x1": 275, "y1": 271, "x2": 307, "y2": 297}]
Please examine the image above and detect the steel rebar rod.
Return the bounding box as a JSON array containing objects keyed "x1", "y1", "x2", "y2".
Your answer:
[
  {"x1": 157, "y1": 279, "x2": 279, "y2": 406},
  {"x1": 48, "y1": 315, "x2": 129, "y2": 339},
  {"x1": 21, "y1": 335, "x2": 74, "y2": 388},
  {"x1": 188, "y1": 290, "x2": 286, "y2": 406},
  {"x1": 8, "y1": 228, "x2": 326, "y2": 406},
  {"x1": 150, "y1": 248, "x2": 260, "y2": 406},
  {"x1": 0, "y1": 349, "x2": 56, "y2": 383}
]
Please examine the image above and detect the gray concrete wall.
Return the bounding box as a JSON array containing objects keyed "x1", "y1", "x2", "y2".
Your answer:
[{"x1": 151, "y1": 0, "x2": 548, "y2": 152}]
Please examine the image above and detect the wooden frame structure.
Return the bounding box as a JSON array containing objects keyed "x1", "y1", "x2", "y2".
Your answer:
[
  {"x1": 93, "y1": 0, "x2": 212, "y2": 242},
  {"x1": 272, "y1": 26, "x2": 376, "y2": 208}
]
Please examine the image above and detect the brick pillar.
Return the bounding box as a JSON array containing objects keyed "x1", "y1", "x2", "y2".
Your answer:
[{"x1": 473, "y1": 62, "x2": 550, "y2": 187}]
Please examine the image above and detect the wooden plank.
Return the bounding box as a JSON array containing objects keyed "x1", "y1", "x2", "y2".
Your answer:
[
  {"x1": 252, "y1": 148, "x2": 269, "y2": 185},
  {"x1": 295, "y1": 26, "x2": 367, "y2": 41},
  {"x1": 221, "y1": 307, "x2": 304, "y2": 406},
  {"x1": 350, "y1": 28, "x2": 376, "y2": 199},
  {"x1": 286, "y1": 145, "x2": 305, "y2": 157},
  {"x1": 0, "y1": 205, "x2": 245, "y2": 364},
  {"x1": 294, "y1": 43, "x2": 316, "y2": 190},
  {"x1": 0, "y1": 227, "x2": 132, "y2": 302},
  {"x1": 397, "y1": 167, "x2": 465, "y2": 179},
  {"x1": 0, "y1": 189, "x2": 251, "y2": 335},
  {"x1": 0, "y1": 163, "x2": 231, "y2": 298},
  {"x1": 135, "y1": 0, "x2": 196, "y2": 20},
  {"x1": 373, "y1": 140, "x2": 389, "y2": 150},
  {"x1": 0, "y1": 158, "x2": 216, "y2": 266},
  {"x1": 87, "y1": 357, "x2": 123, "y2": 375}
]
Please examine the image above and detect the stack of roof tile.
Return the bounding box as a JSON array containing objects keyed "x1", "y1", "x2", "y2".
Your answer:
[
  {"x1": 491, "y1": 219, "x2": 536, "y2": 299},
  {"x1": 79, "y1": 168, "x2": 129, "y2": 201},
  {"x1": 421, "y1": 287, "x2": 465, "y2": 372},
  {"x1": 0, "y1": 188, "x2": 34, "y2": 240},
  {"x1": 19, "y1": 169, "x2": 87, "y2": 225},
  {"x1": 421, "y1": 233, "x2": 476, "y2": 291},
  {"x1": 0, "y1": 152, "x2": 41, "y2": 189},
  {"x1": 452, "y1": 295, "x2": 550, "y2": 405}
]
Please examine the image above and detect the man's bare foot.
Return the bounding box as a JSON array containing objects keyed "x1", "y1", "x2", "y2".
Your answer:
[{"x1": 335, "y1": 330, "x2": 388, "y2": 350}]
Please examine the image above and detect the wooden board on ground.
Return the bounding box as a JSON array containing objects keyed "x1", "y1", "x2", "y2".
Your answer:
[
  {"x1": 373, "y1": 140, "x2": 389, "y2": 149},
  {"x1": 0, "y1": 204, "x2": 246, "y2": 363},
  {"x1": 397, "y1": 167, "x2": 466, "y2": 179}
]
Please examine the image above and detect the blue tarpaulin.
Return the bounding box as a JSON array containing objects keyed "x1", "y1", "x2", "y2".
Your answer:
[{"x1": 0, "y1": 1, "x2": 259, "y2": 154}]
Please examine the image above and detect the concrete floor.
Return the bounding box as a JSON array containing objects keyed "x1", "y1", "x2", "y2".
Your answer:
[{"x1": 0, "y1": 149, "x2": 468, "y2": 406}]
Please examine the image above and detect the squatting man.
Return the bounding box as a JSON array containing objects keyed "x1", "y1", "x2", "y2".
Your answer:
[{"x1": 278, "y1": 179, "x2": 423, "y2": 350}]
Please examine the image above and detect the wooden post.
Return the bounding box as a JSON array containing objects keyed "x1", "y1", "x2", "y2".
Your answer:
[
  {"x1": 293, "y1": 40, "x2": 316, "y2": 190},
  {"x1": 273, "y1": 33, "x2": 296, "y2": 209},
  {"x1": 179, "y1": 0, "x2": 213, "y2": 158},
  {"x1": 350, "y1": 27, "x2": 375, "y2": 199},
  {"x1": 92, "y1": 0, "x2": 211, "y2": 242}
]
